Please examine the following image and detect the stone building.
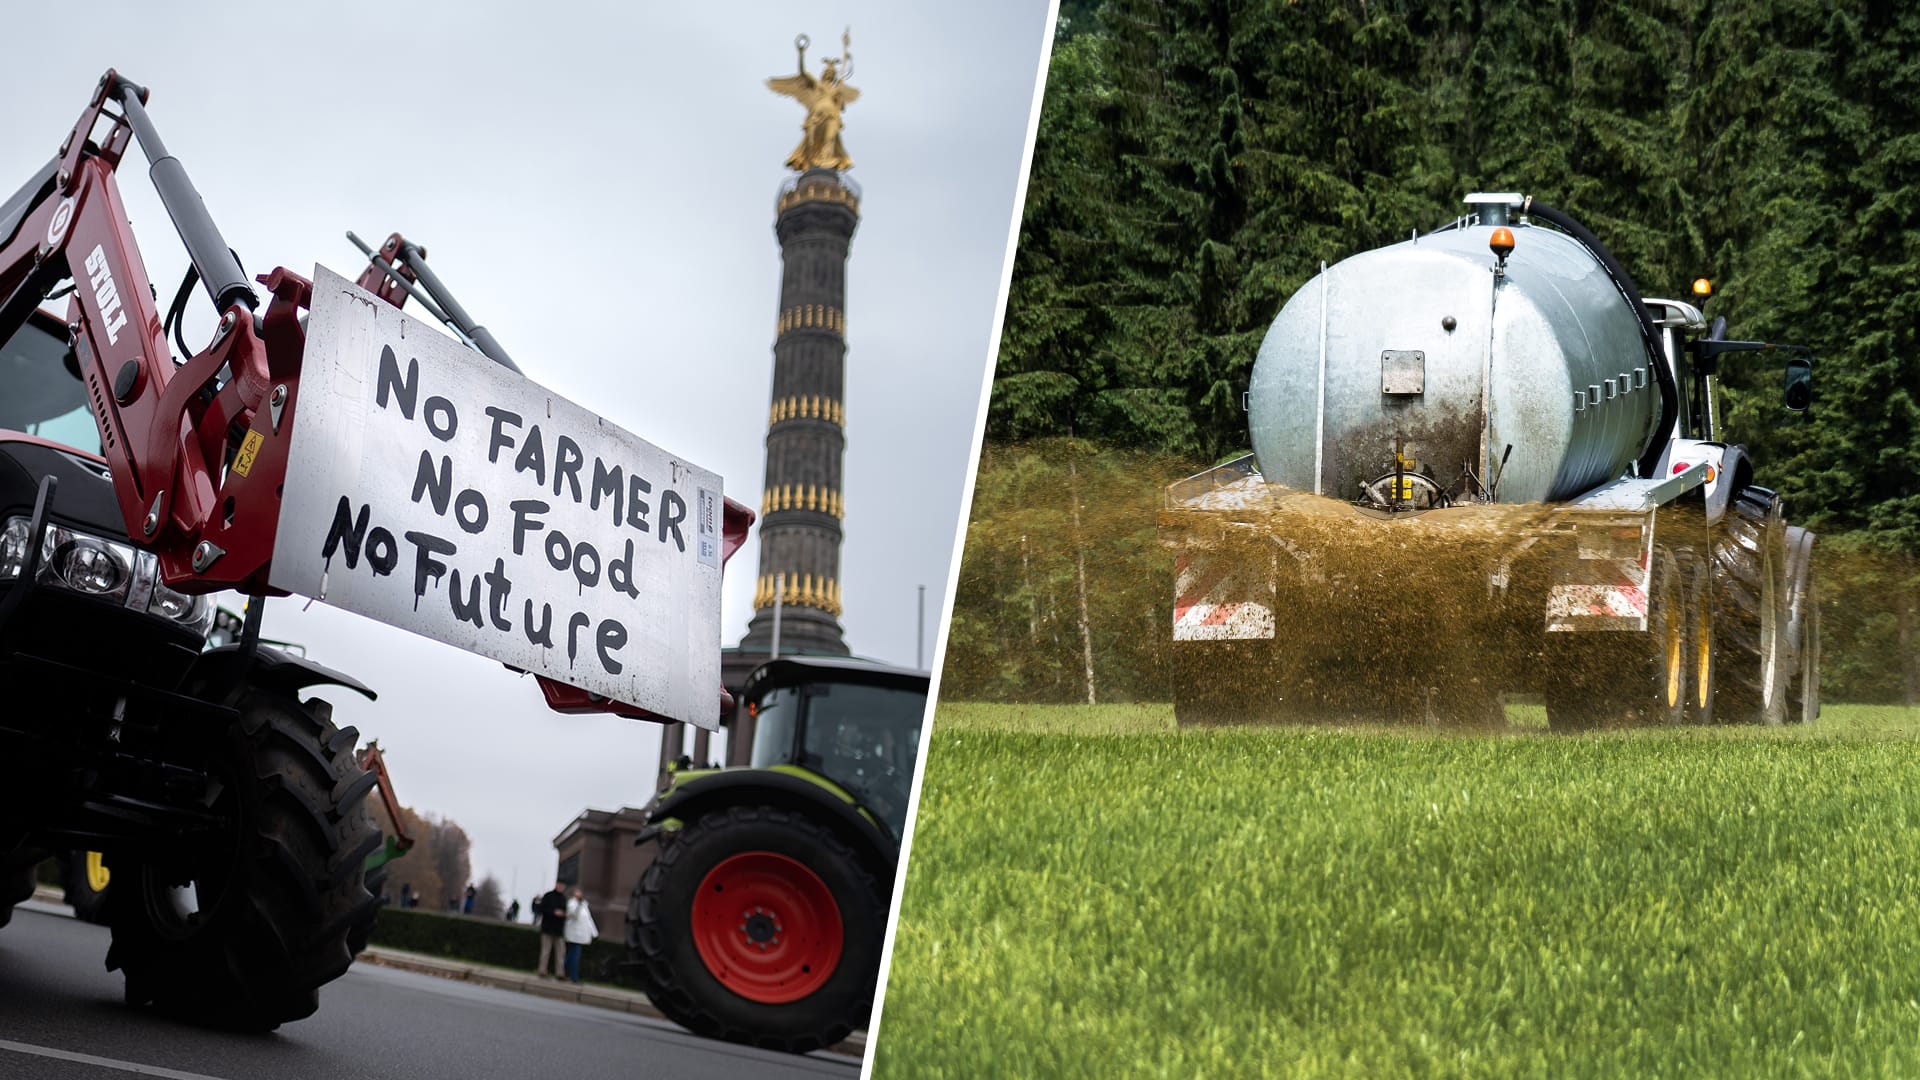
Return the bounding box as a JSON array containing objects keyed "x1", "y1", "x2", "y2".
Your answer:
[{"x1": 549, "y1": 807, "x2": 654, "y2": 941}]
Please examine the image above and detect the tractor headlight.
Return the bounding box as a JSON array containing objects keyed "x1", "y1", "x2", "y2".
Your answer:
[
  {"x1": 44, "y1": 528, "x2": 133, "y2": 600},
  {"x1": 0, "y1": 517, "x2": 28, "y2": 579},
  {"x1": 146, "y1": 576, "x2": 211, "y2": 633},
  {"x1": 0, "y1": 516, "x2": 214, "y2": 636}
]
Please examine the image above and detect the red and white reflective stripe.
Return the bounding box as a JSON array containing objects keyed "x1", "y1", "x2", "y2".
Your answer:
[
  {"x1": 1547, "y1": 580, "x2": 1648, "y2": 621},
  {"x1": 1173, "y1": 551, "x2": 1275, "y2": 641},
  {"x1": 1546, "y1": 516, "x2": 1654, "y2": 632},
  {"x1": 1173, "y1": 552, "x2": 1233, "y2": 625}
]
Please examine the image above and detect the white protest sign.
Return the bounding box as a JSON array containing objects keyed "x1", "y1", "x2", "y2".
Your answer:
[{"x1": 271, "y1": 266, "x2": 724, "y2": 729}]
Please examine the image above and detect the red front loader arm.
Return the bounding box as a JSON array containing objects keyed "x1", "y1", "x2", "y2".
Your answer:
[
  {"x1": 0, "y1": 70, "x2": 301, "y2": 593},
  {"x1": 0, "y1": 70, "x2": 751, "y2": 722}
]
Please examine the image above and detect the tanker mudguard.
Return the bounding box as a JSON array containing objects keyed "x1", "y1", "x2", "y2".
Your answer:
[{"x1": 644, "y1": 768, "x2": 898, "y2": 870}]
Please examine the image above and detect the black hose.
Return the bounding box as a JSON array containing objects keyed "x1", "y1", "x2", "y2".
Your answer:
[
  {"x1": 1521, "y1": 198, "x2": 1677, "y2": 478},
  {"x1": 165, "y1": 264, "x2": 198, "y2": 360}
]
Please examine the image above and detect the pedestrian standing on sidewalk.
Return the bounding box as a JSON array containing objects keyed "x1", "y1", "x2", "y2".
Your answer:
[
  {"x1": 534, "y1": 879, "x2": 569, "y2": 978},
  {"x1": 563, "y1": 886, "x2": 598, "y2": 985}
]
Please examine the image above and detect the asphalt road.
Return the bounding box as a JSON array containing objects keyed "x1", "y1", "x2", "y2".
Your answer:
[{"x1": 0, "y1": 903, "x2": 858, "y2": 1080}]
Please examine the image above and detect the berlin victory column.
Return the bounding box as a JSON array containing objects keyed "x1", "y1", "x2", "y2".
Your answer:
[
  {"x1": 742, "y1": 29, "x2": 861, "y2": 660},
  {"x1": 672, "y1": 32, "x2": 863, "y2": 771}
]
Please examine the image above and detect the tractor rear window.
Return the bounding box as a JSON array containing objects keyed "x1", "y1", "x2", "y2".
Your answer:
[{"x1": 0, "y1": 313, "x2": 98, "y2": 454}]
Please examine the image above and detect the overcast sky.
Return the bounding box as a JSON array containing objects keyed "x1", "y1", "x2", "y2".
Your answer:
[{"x1": 0, "y1": 1, "x2": 1049, "y2": 908}]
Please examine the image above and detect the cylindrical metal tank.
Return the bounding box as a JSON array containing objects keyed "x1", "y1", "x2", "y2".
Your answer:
[{"x1": 1247, "y1": 221, "x2": 1661, "y2": 505}]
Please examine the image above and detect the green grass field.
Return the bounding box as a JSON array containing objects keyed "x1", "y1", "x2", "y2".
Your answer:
[{"x1": 874, "y1": 704, "x2": 1920, "y2": 1078}]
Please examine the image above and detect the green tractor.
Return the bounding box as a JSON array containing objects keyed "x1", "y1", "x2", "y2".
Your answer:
[{"x1": 625, "y1": 656, "x2": 927, "y2": 1054}]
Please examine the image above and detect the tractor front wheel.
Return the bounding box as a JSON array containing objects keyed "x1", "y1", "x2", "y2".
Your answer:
[
  {"x1": 0, "y1": 858, "x2": 36, "y2": 930},
  {"x1": 628, "y1": 805, "x2": 884, "y2": 1054},
  {"x1": 105, "y1": 688, "x2": 381, "y2": 1030}
]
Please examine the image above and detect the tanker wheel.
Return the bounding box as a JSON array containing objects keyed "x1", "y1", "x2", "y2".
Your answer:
[
  {"x1": 64, "y1": 850, "x2": 112, "y2": 925},
  {"x1": 1170, "y1": 639, "x2": 1320, "y2": 727},
  {"x1": 1173, "y1": 641, "x2": 1253, "y2": 727},
  {"x1": 1433, "y1": 683, "x2": 1507, "y2": 729},
  {"x1": 1543, "y1": 641, "x2": 1607, "y2": 732},
  {"x1": 1682, "y1": 552, "x2": 1717, "y2": 725},
  {"x1": 1638, "y1": 548, "x2": 1688, "y2": 726},
  {"x1": 1543, "y1": 550, "x2": 1684, "y2": 730},
  {"x1": 106, "y1": 688, "x2": 381, "y2": 1030},
  {"x1": 1711, "y1": 489, "x2": 1789, "y2": 725},
  {"x1": 627, "y1": 805, "x2": 884, "y2": 1054}
]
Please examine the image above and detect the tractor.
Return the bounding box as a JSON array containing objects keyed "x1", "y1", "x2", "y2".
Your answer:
[{"x1": 0, "y1": 70, "x2": 748, "y2": 1028}]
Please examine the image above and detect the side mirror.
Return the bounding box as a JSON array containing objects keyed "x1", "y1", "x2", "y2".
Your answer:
[{"x1": 1784, "y1": 357, "x2": 1812, "y2": 412}]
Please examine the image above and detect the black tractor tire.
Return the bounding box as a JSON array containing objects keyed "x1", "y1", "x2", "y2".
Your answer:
[
  {"x1": 105, "y1": 688, "x2": 381, "y2": 1030},
  {"x1": 63, "y1": 850, "x2": 112, "y2": 925},
  {"x1": 335, "y1": 725, "x2": 389, "y2": 958},
  {"x1": 1544, "y1": 548, "x2": 1685, "y2": 731},
  {"x1": 0, "y1": 859, "x2": 36, "y2": 930},
  {"x1": 351, "y1": 862, "x2": 388, "y2": 957},
  {"x1": 1789, "y1": 572, "x2": 1821, "y2": 725},
  {"x1": 627, "y1": 805, "x2": 886, "y2": 1054},
  {"x1": 1711, "y1": 489, "x2": 1790, "y2": 725}
]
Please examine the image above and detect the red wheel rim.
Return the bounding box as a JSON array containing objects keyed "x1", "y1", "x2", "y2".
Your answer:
[{"x1": 690, "y1": 852, "x2": 843, "y2": 1004}]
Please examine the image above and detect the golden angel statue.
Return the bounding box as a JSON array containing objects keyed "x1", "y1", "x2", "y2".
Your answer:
[{"x1": 768, "y1": 30, "x2": 861, "y2": 172}]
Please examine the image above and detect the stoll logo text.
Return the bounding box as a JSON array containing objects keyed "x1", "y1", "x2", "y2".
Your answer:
[{"x1": 84, "y1": 244, "x2": 129, "y2": 346}]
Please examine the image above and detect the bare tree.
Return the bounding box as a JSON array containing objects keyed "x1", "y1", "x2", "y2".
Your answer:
[
  {"x1": 428, "y1": 815, "x2": 472, "y2": 910},
  {"x1": 393, "y1": 807, "x2": 441, "y2": 908},
  {"x1": 388, "y1": 807, "x2": 475, "y2": 911}
]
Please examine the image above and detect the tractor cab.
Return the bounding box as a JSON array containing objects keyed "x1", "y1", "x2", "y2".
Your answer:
[
  {"x1": 0, "y1": 306, "x2": 214, "y2": 671},
  {"x1": 0, "y1": 307, "x2": 100, "y2": 454},
  {"x1": 741, "y1": 656, "x2": 927, "y2": 840}
]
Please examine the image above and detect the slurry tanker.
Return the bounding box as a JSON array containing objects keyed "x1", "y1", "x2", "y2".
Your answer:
[{"x1": 1163, "y1": 193, "x2": 1817, "y2": 731}]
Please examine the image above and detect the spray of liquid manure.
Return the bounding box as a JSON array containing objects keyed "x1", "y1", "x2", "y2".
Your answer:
[{"x1": 947, "y1": 441, "x2": 1916, "y2": 731}]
